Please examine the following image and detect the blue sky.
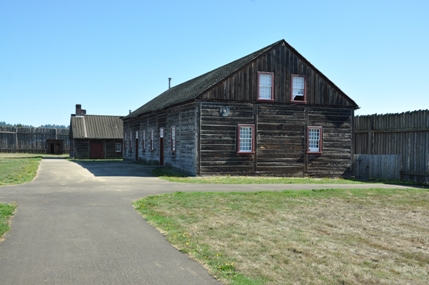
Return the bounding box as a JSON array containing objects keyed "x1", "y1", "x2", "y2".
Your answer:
[{"x1": 1, "y1": 0, "x2": 428, "y2": 127}]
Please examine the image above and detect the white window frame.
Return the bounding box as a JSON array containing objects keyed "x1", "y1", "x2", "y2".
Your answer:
[
  {"x1": 291, "y1": 74, "x2": 306, "y2": 103},
  {"x1": 171, "y1": 126, "x2": 176, "y2": 153},
  {"x1": 307, "y1": 126, "x2": 322, "y2": 154},
  {"x1": 258, "y1": 72, "x2": 274, "y2": 101},
  {"x1": 150, "y1": 129, "x2": 154, "y2": 151},
  {"x1": 237, "y1": 124, "x2": 255, "y2": 154},
  {"x1": 115, "y1": 143, "x2": 122, "y2": 153},
  {"x1": 142, "y1": 129, "x2": 146, "y2": 151}
]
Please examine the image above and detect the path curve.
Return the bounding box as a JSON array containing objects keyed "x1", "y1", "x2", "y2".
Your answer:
[{"x1": 0, "y1": 159, "x2": 413, "y2": 284}]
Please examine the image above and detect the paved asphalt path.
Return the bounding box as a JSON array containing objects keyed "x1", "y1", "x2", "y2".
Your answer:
[{"x1": 0, "y1": 159, "x2": 413, "y2": 285}]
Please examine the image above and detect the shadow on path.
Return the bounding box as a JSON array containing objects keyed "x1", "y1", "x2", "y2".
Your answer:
[{"x1": 71, "y1": 160, "x2": 158, "y2": 177}]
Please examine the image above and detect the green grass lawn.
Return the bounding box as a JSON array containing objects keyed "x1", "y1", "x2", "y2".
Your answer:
[
  {"x1": 0, "y1": 154, "x2": 42, "y2": 186},
  {"x1": 134, "y1": 188, "x2": 429, "y2": 285},
  {"x1": 152, "y1": 167, "x2": 365, "y2": 184},
  {"x1": 0, "y1": 203, "x2": 16, "y2": 239}
]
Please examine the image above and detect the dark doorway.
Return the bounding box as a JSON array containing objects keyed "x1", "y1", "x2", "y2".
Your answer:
[
  {"x1": 90, "y1": 141, "x2": 104, "y2": 159},
  {"x1": 135, "y1": 138, "x2": 139, "y2": 161},
  {"x1": 159, "y1": 138, "x2": 164, "y2": 166},
  {"x1": 47, "y1": 139, "x2": 64, "y2": 154}
]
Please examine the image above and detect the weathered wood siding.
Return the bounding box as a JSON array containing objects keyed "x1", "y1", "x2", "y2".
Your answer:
[
  {"x1": 71, "y1": 139, "x2": 122, "y2": 159},
  {"x1": 199, "y1": 102, "x2": 353, "y2": 177},
  {"x1": 201, "y1": 43, "x2": 355, "y2": 108},
  {"x1": 355, "y1": 110, "x2": 429, "y2": 183},
  {"x1": 256, "y1": 105, "x2": 305, "y2": 176},
  {"x1": 0, "y1": 127, "x2": 70, "y2": 153},
  {"x1": 199, "y1": 102, "x2": 255, "y2": 175},
  {"x1": 123, "y1": 103, "x2": 198, "y2": 175}
]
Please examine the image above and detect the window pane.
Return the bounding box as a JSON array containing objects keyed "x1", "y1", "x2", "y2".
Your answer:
[
  {"x1": 259, "y1": 74, "x2": 272, "y2": 99},
  {"x1": 292, "y1": 76, "x2": 305, "y2": 99},
  {"x1": 239, "y1": 127, "x2": 252, "y2": 152},
  {"x1": 308, "y1": 129, "x2": 320, "y2": 152}
]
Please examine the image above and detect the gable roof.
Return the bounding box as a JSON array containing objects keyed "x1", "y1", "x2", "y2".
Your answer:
[
  {"x1": 70, "y1": 115, "x2": 123, "y2": 139},
  {"x1": 125, "y1": 39, "x2": 357, "y2": 119}
]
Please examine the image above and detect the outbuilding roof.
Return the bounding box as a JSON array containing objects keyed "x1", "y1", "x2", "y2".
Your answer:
[{"x1": 70, "y1": 115, "x2": 123, "y2": 139}]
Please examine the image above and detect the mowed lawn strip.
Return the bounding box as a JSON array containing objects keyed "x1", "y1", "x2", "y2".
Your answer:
[
  {"x1": 0, "y1": 154, "x2": 41, "y2": 186},
  {"x1": 0, "y1": 203, "x2": 16, "y2": 238},
  {"x1": 134, "y1": 188, "x2": 429, "y2": 285},
  {"x1": 152, "y1": 168, "x2": 365, "y2": 184}
]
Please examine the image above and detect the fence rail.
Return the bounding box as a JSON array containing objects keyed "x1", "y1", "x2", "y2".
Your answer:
[{"x1": 0, "y1": 127, "x2": 70, "y2": 154}]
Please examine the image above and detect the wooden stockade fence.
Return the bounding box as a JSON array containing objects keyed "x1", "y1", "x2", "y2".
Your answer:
[
  {"x1": 354, "y1": 110, "x2": 429, "y2": 183},
  {"x1": 353, "y1": 154, "x2": 401, "y2": 181},
  {"x1": 0, "y1": 127, "x2": 70, "y2": 154}
]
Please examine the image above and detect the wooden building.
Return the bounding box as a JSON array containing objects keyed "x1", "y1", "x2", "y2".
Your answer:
[
  {"x1": 123, "y1": 40, "x2": 359, "y2": 177},
  {"x1": 69, "y1": 104, "x2": 123, "y2": 159}
]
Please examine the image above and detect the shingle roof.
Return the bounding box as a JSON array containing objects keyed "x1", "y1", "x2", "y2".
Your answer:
[
  {"x1": 70, "y1": 115, "x2": 123, "y2": 139},
  {"x1": 125, "y1": 40, "x2": 283, "y2": 119},
  {"x1": 125, "y1": 39, "x2": 358, "y2": 119}
]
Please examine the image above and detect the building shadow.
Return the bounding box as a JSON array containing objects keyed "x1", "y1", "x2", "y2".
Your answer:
[{"x1": 71, "y1": 160, "x2": 157, "y2": 177}]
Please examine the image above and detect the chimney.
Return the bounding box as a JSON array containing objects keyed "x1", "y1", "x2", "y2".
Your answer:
[
  {"x1": 168, "y1": 77, "x2": 172, "y2": 89},
  {"x1": 75, "y1": 104, "x2": 86, "y2": 115},
  {"x1": 76, "y1": 104, "x2": 82, "y2": 115}
]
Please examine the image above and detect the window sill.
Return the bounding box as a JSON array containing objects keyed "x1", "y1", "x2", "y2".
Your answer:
[
  {"x1": 257, "y1": 98, "x2": 274, "y2": 102},
  {"x1": 291, "y1": 100, "x2": 307, "y2": 104}
]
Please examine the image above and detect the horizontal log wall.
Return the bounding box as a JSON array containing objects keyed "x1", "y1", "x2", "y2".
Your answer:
[
  {"x1": 257, "y1": 105, "x2": 305, "y2": 176},
  {"x1": 199, "y1": 102, "x2": 255, "y2": 175},
  {"x1": 306, "y1": 107, "x2": 353, "y2": 177},
  {"x1": 199, "y1": 102, "x2": 353, "y2": 177},
  {"x1": 354, "y1": 110, "x2": 429, "y2": 183},
  {"x1": 0, "y1": 127, "x2": 70, "y2": 153}
]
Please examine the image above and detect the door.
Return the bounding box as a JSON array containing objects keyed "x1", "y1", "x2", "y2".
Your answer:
[
  {"x1": 135, "y1": 138, "x2": 139, "y2": 161},
  {"x1": 90, "y1": 141, "x2": 104, "y2": 159},
  {"x1": 159, "y1": 138, "x2": 164, "y2": 165}
]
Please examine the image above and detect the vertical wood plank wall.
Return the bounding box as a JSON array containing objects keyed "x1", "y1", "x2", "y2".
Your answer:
[
  {"x1": 354, "y1": 110, "x2": 429, "y2": 183},
  {"x1": 0, "y1": 127, "x2": 70, "y2": 153}
]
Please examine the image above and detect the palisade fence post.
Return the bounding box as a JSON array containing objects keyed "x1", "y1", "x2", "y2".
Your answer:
[{"x1": 15, "y1": 128, "x2": 18, "y2": 152}]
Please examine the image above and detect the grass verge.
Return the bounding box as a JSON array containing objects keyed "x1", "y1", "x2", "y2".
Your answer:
[
  {"x1": 0, "y1": 154, "x2": 41, "y2": 186},
  {"x1": 134, "y1": 188, "x2": 429, "y2": 285},
  {"x1": 152, "y1": 167, "x2": 364, "y2": 184},
  {"x1": 0, "y1": 203, "x2": 16, "y2": 238}
]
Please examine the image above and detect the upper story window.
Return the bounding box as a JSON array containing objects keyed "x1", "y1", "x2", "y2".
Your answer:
[
  {"x1": 237, "y1": 124, "x2": 255, "y2": 154},
  {"x1": 258, "y1": 72, "x2": 274, "y2": 101},
  {"x1": 171, "y1": 126, "x2": 176, "y2": 153},
  {"x1": 291, "y1": 75, "x2": 306, "y2": 103},
  {"x1": 307, "y1": 126, "x2": 322, "y2": 154}
]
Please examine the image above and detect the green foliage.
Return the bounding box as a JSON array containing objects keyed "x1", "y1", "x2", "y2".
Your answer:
[{"x1": 0, "y1": 203, "x2": 16, "y2": 237}]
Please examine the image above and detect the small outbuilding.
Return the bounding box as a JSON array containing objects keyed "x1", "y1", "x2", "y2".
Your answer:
[
  {"x1": 69, "y1": 104, "x2": 123, "y2": 159},
  {"x1": 123, "y1": 39, "x2": 359, "y2": 177}
]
